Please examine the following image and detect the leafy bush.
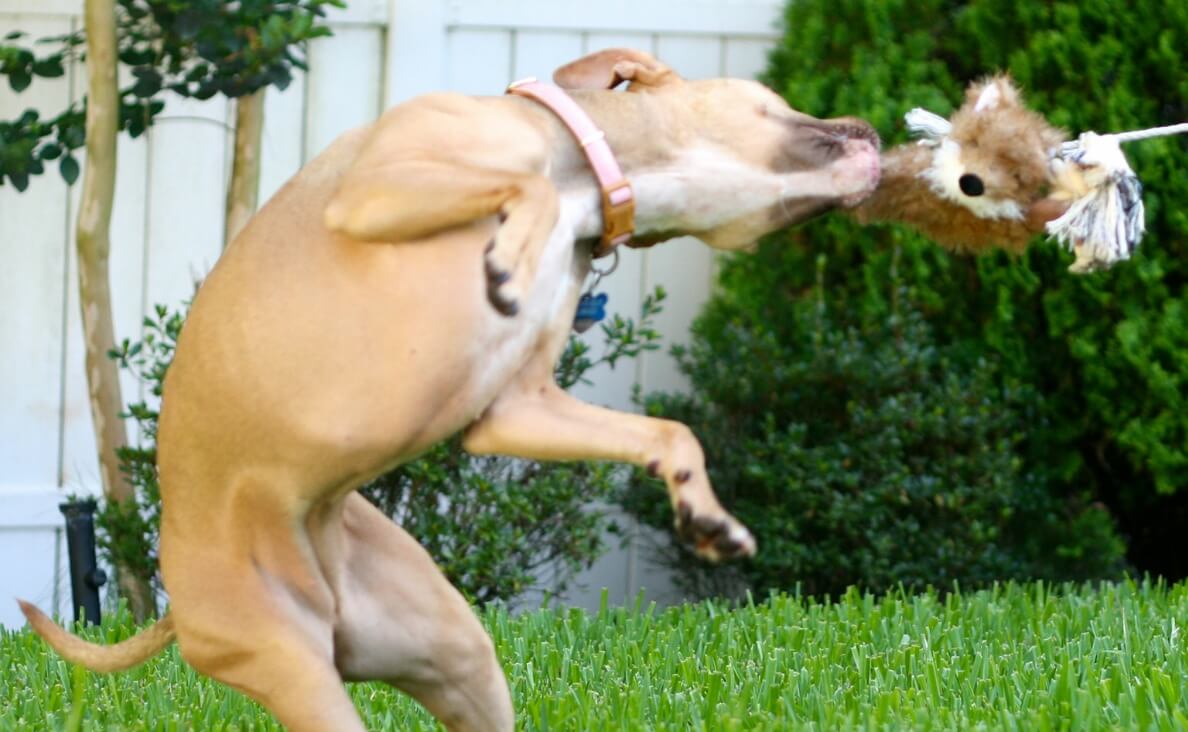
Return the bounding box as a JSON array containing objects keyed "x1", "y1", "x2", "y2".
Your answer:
[
  {"x1": 0, "y1": 0, "x2": 341, "y2": 189},
  {"x1": 622, "y1": 253, "x2": 1124, "y2": 598},
  {"x1": 103, "y1": 291, "x2": 664, "y2": 607},
  {"x1": 754, "y1": 0, "x2": 1188, "y2": 579},
  {"x1": 620, "y1": 0, "x2": 1187, "y2": 593}
]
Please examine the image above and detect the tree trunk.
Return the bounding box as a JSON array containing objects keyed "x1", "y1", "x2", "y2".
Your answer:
[
  {"x1": 77, "y1": 0, "x2": 155, "y2": 621},
  {"x1": 225, "y1": 89, "x2": 265, "y2": 245}
]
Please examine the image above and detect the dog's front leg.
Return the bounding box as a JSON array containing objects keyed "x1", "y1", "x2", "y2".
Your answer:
[
  {"x1": 323, "y1": 160, "x2": 559, "y2": 316},
  {"x1": 463, "y1": 382, "x2": 756, "y2": 561}
]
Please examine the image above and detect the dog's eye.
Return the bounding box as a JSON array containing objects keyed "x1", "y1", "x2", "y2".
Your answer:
[{"x1": 959, "y1": 173, "x2": 985, "y2": 197}]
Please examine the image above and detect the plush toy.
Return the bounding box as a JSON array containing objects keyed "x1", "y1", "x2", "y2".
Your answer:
[{"x1": 850, "y1": 76, "x2": 1186, "y2": 273}]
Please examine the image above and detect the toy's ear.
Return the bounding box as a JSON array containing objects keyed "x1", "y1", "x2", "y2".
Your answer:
[
  {"x1": 553, "y1": 48, "x2": 682, "y2": 91},
  {"x1": 969, "y1": 75, "x2": 1022, "y2": 112}
]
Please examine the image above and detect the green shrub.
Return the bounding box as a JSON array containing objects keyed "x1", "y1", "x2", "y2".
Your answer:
[
  {"x1": 620, "y1": 0, "x2": 1186, "y2": 593},
  {"x1": 622, "y1": 254, "x2": 1124, "y2": 598},
  {"x1": 103, "y1": 291, "x2": 665, "y2": 607},
  {"x1": 760, "y1": 0, "x2": 1188, "y2": 578}
]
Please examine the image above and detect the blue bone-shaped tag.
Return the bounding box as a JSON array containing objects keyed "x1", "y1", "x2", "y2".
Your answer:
[{"x1": 573, "y1": 292, "x2": 608, "y2": 333}]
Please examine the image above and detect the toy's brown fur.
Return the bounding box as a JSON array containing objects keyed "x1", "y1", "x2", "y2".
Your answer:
[{"x1": 852, "y1": 76, "x2": 1070, "y2": 253}]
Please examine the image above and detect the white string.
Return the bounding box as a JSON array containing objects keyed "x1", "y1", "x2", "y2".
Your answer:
[
  {"x1": 1062, "y1": 122, "x2": 1188, "y2": 156},
  {"x1": 1112, "y1": 122, "x2": 1188, "y2": 144}
]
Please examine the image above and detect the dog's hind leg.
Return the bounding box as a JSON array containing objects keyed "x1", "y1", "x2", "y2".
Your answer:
[
  {"x1": 327, "y1": 493, "x2": 514, "y2": 732},
  {"x1": 323, "y1": 159, "x2": 559, "y2": 316},
  {"x1": 160, "y1": 488, "x2": 368, "y2": 731}
]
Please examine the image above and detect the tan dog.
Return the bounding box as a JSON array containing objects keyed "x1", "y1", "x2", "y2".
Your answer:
[{"x1": 21, "y1": 49, "x2": 880, "y2": 731}]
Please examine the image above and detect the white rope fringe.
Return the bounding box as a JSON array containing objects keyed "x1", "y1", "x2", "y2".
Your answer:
[
  {"x1": 1047, "y1": 133, "x2": 1145, "y2": 273},
  {"x1": 1051, "y1": 124, "x2": 1187, "y2": 273}
]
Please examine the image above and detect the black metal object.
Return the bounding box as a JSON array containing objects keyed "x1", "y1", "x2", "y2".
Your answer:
[{"x1": 59, "y1": 499, "x2": 107, "y2": 625}]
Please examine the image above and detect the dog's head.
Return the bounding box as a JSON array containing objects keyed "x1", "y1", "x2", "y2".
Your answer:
[{"x1": 554, "y1": 49, "x2": 881, "y2": 249}]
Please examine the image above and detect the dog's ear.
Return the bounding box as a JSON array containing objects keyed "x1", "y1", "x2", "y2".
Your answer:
[{"x1": 553, "y1": 48, "x2": 682, "y2": 92}]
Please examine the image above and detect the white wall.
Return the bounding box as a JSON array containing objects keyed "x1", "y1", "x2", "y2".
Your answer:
[{"x1": 0, "y1": 0, "x2": 782, "y2": 627}]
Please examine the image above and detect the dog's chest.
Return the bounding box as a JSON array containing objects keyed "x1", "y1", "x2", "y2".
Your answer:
[{"x1": 468, "y1": 193, "x2": 594, "y2": 400}]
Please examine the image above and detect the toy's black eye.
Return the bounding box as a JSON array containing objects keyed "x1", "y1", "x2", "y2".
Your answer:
[{"x1": 959, "y1": 174, "x2": 985, "y2": 197}]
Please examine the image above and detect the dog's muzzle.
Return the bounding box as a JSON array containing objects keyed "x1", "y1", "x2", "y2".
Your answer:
[{"x1": 811, "y1": 118, "x2": 881, "y2": 207}]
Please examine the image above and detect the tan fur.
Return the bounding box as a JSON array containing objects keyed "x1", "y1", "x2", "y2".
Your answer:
[
  {"x1": 20, "y1": 49, "x2": 880, "y2": 732},
  {"x1": 18, "y1": 601, "x2": 176, "y2": 672},
  {"x1": 852, "y1": 75, "x2": 1074, "y2": 253}
]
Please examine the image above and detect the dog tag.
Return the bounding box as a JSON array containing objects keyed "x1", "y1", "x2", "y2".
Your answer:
[{"x1": 573, "y1": 292, "x2": 608, "y2": 333}]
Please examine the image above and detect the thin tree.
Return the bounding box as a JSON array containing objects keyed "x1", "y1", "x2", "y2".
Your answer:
[
  {"x1": 74, "y1": 0, "x2": 156, "y2": 620},
  {"x1": 225, "y1": 89, "x2": 265, "y2": 244}
]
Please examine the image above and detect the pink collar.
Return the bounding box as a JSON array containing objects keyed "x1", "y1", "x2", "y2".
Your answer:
[{"x1": 507, "y1": 78, "x2": 635, "y2": 257}]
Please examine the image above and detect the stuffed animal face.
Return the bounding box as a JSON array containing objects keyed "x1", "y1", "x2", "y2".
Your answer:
[
  {"x1": 852, "y1": 74, "x2": 1143, "y2": 271},
  {"x1": 851, "y1": 75, "x2": 1076, "y2": 255},
  {"x1": 918, "y1": 77, "x2": 1066, "y2": 222}
]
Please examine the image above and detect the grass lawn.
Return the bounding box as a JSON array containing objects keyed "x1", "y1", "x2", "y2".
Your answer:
[{"x1": 2, "y1": 581, "x2": 1187, "y2": 730}]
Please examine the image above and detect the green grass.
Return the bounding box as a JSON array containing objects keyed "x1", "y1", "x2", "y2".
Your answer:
[{"x1": 3, "y1": 581, "x2": 1188, "y2": 730}]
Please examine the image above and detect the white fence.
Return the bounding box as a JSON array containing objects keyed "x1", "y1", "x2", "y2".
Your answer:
[{"x1": 0, "y1": 0, "x2": 782, "y2": 627}]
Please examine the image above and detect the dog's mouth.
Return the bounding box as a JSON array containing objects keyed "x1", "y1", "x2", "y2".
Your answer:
[
  {"x1": 827, "y1": 129, "x2": 881, "y2": 208},
  {"x1": 839, "y1": 142, "x2": 882, "y2": 207},
  {"x1": 777, "y1": 117, "x2": 881, "y2": 207}
]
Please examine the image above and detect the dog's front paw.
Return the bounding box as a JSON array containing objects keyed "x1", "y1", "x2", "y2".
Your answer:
[
  {"x1": 484, "y1": 238, "x2": 523, "y2": 317},
  {"x1": 675, "y1": 501, "x2": 757, "y2": 562}
]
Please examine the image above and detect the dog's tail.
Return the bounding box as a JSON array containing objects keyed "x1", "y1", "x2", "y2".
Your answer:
[{"x1": 17, "y1": 600, "x2": 176, "y2": 673}]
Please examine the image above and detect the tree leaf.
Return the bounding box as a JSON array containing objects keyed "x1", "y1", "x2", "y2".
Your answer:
[
  {"x1": 40, "y1": 141, "x2": 63, "y2": 161},
  {"x1": 193, "y1": 80, "x2": 218, "y2": 100},
  {"x1": 60, "y1": 121, "x2": 85, "y2": 149},
  {"x1": 10, "y1": 171, "x2": 28, "y2": 191},
  {"x1": 60, "y1": 155, "x2": 79, "y2": 185},
  {"x1": 32, "y1": 58, "x2": 64, "y2": 78},
  {"x1": 9, "y1": 69, "x2": 31, "y2": 93},
  {"x1": 185, "y1": 63, "x2": 210, "y2": 83},
  {"x1": 261, "y1": 15, "x2": 286, "y2": 51},
  {"x1": 174, "y1": 10, "x2": 204, "y2": 40},
  {"x1": 118, "y1": 46, "x2": 156, "y2": 66},
  {"x1": 130, "y1": 67, "x2": 163, "y2": 98},
  {"x1": 266, "y1": 64, "x2": 291, "y2": 91}
]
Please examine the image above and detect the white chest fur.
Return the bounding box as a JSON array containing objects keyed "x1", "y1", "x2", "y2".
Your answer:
[{"x1": 466, "y1": 192, "x2": 593, "y2": 401}]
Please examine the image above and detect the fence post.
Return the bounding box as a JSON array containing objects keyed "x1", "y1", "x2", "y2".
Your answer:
[{"x1": 59, "y1": 499, "x2": 107, "y2": 625}]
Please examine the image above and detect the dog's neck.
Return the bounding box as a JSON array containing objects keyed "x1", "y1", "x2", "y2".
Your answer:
[
  {"x1": 545, "y1": 89, "x2": 677, "y2": 243},
  {"x1": 550, "y1": 89, "x2": 794, "y2": 248}
]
